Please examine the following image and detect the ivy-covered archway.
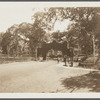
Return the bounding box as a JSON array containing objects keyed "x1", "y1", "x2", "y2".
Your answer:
[{"x1": 37, "y1": 40, "x2": 72, "y2": 60}]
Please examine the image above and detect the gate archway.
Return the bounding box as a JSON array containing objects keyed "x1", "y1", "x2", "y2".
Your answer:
[{"x1": 37, "y1": 40, "x2": 72, "y2": 60}]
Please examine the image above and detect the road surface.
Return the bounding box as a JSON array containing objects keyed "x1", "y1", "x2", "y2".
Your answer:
[{"x1": 0, "y1": 61, "x2": 96, "y2": 93}]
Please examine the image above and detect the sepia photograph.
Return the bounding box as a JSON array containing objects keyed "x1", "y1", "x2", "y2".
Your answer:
[{"x1": 1, "y1": 2, "x2": 100, "y2": 96}]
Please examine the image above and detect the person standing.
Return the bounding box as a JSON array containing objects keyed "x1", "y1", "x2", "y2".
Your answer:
[{"x1": 64, "y1": 55, "x2": 67, "y2": 66}]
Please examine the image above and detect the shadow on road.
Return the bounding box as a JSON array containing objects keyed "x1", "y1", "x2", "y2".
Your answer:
[{"x1": 61, "y1": 71, "x2": 100, "y2": 92}]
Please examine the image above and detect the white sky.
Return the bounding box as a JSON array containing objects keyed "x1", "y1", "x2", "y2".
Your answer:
[
  {"x1": 0, "y1": 2, "x2": 72, "y2": 33},
  {"x1": 0, "y1": 3, "x2": 34, "y2": 32}
]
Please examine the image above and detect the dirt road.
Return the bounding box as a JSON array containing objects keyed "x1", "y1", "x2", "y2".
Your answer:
[{"x1": 0, "y1": 61, "x2": 98, "y2": 93}]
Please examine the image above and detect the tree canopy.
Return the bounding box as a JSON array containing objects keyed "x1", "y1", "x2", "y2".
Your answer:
[{"x1": 1, "y1": 7, "x2": 100, "y2": 57}]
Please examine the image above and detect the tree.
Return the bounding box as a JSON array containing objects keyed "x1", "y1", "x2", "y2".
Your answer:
[
  {"x1": 28, "y1": 20, "x2": 47, "y2": 57},
  {"x1": 1, "y1": 23, "x2": 31, "y2": 56},
  {"x1": 66, "y1": 8, "x2": 100, "y2": 56}
]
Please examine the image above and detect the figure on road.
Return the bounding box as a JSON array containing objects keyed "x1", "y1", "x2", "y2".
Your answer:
[{"x1": 64, "y1": 55, "x2": 67, "y2": 66}]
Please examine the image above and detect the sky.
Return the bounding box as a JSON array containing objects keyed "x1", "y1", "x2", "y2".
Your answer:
[
  {"x1": 0, "y1": 2, "x2": 72, "y2": 33},
  {"x1": 0, "y1": 3, "x2": 34, "y2": 32}
]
